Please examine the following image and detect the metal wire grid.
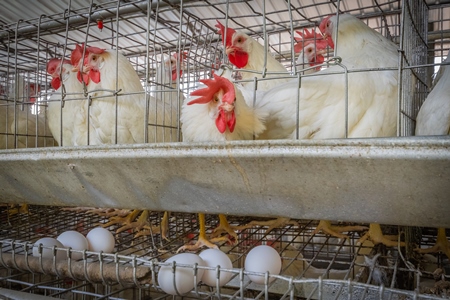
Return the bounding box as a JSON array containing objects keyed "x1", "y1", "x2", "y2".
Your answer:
[
  {"x1": 397, "y1": 0, "x2": 429, "y2": 137},
  {"x1": 0, "y1": 205, "x2": 449, "y2": 299},
  {"x1": 0, "y1": 0, "x2": 448, "y2": 149}
]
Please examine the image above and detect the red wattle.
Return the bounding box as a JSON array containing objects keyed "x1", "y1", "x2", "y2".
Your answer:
[
  {"x1": 51, "y1": 77, "x2": 61, "y2": 90},
  {"x1": 77, "y1": 71, "x2": 82, "y2": 83},
  {"x1": 227, "y1": 111, "x2": 236, "y2": 133},
  {"x1": 90, "y1": 69, "x2": 101, "y2": 83},
  {"x1": 78, "y1": 71, "x2": 90, "y2": 85},
  {"x1": 216, "y1": 110, "x2": 227, "y2": 133},
  {"x1": 171, "y1": 69, "x2": 178, "y2": 81},
  {"x1": 326, "y1": 36, "x2": 334, "y2": 49},
  {"x1": 229, "y1": 50, "x2": 249, "y2": 69}
]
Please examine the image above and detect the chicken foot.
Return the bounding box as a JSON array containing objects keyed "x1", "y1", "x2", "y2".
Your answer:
[
  {"x1": 98, "y1": 209, "x2": 141, "y2": 230},
  {"x1": 415, "y1": 228, "x2": 450, "y2": 259},
  {"x1": 8, "y1": 204, "x2": 29, "y2": 216},
  {"x1": 209, "y1": 214, "x2": 239, "y2": 242},
  {"x1": 115, "y1": 210, "x2": 152, "y2": 234},
  {"x1": 312, "y1": 220, "x2": 369, "y2": 239},
  {"x1": 177, "y1": 213, "x2": 231, "y2": 252},
  {"x1": 358, "y1": 223, "x2": 405, "y2": 247},
  {"x1": 134, "y1": 211, "x2": 169, "y2": 240}
]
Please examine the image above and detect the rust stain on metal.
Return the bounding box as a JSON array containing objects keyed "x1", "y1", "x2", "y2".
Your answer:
[{"x1": 225, "y1": 146, "x2": 251, "y2": 193}]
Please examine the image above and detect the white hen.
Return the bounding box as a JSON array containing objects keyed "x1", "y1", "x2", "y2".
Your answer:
[
  {"x1": 415, "y1": 51, "x2": 450, "y2": 135},
  {"x1": 71, "y1": 44, "x2": 177, "y2": 145},
  {"x1": 216, "y1": 20, "x2": 291, "y2": 91},
  {"x1": 46, "y1": 58, "x2": 84, "y2": 146},
  {"x1": 257, "y1": 14, "x2": 398, "y2": 140},
  {"x1": 181, "y1": 71, "x2": 268, "y2": 142},
  {"x1": 1, "y1": 77, "x2": 53, "y2": 149}
]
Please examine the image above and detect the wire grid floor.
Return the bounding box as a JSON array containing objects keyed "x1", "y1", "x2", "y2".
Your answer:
[{"x1": 0, "y1": 205, "x2": 449, "y2": 299}]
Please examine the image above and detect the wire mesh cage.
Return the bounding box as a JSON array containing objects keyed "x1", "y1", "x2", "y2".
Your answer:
[
  {"x1": 0, "y1": 0, "x2": 448, "y2": 148},
  {"x1": 1, "y1": 205, "x2": 449, "y2": 299},
  {"x1": 0, "y1": 0, "x2": 450, "y2": 298}
]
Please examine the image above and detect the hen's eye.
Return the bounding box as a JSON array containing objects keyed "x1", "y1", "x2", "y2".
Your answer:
[
  {"x1": 213, "y1": 96, "x2": 219, "y2": 102},
  {"x1": 92, "y1": 56, "x2": 97, "y2": 61},
  {"x1": 237, "y1": 37, "x2": 242, "y2": 43}
]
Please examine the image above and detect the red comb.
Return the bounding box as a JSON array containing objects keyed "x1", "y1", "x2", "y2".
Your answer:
[
  {"x1": 294, "y1": 29, "x2": 328, "y2": 53},
  {"x1": 319, "y1": 15, "x2": 335, "y2": 49},
  {"x1": 188, "y1": 74, "x2": 235, "y2": 105},
  {"x1": 215, "y1": 20, "x2": 235, "y2": 47},
  {"x1": 71, "y1": 44, "x2": 85, "y2": 66},
  {"x1": 319, "y1": 15, "x2": 333, "y2": 34},
  {"x1": 86, "y1": 46, "x2": 105, "y2": 54}
]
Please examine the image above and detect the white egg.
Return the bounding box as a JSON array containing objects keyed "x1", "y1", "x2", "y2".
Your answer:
[
  {"x1": 158, "y1": 253, "x2": 205, "y2": 295},
  {"x1": 244, "y1": 245, "x2": 281, "y2": 284},
  {"x1": 199, "y1": 249, "x2": 233, "y2": 287},
  {"x1": 57, "y1": 231, "x2": 89, "y2": 260},
  {"x1": 86, "y1": 227, "x2": 115, "y2": 253},
  {"x1": 32, "y1": 237, "x2": 66, "y2": 260}
]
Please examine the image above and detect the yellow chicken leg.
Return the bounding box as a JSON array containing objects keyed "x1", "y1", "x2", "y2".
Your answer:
[
  {"x1": 358, "y1": 223, "x2": 405, "y2": 247},
  {"x1": 8, "y1": 204, "x2": 29, "y2": 216},
  {"x1": 116, "y1": 210, "x2": 152, "y2": 234},
  {"x1": 415, "y1": 228, "x2": 450, "y2": 259},
  {"x1": 99, "y1": 209, "x2": 142, "y2": 230},
  {"x1": 312, "y1": 220, "x2": 369, "y2": 239},
  {"x1": 177, "y1": 213, "x2": 233, "y2": 252},
  {"x1": 210, "y1": 214, "x2": 239, "y2": 242}
]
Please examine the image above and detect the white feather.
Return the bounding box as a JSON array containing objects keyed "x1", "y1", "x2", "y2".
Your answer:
[
  {"x1": 181, "y1": 79, "x2": 268, "y2": 142},
  {"x1": 74, "y1": 50, "x2": 176, "y2": 145},
  {"x1": 256, "y1": 14, "x2": 399, "y2": 140},
  {"x1": 47, "y1": 63, "x2": 84, "y2": 146},
  {"x1": 415, "y1": 50, "x2": 450, "y2": 135},
  {"x1": 232, "y1": 31, "x2": 291, "y2": 91}
]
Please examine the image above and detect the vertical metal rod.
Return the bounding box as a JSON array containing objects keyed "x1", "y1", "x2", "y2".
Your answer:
[
  {"x1": 144, "y1": 0, "x2": 151, "y2": 144},
  {"x1": 295, "y1": 73, "x2": 301, "y2": 140},
  {"x1": 35, "y1": 15, "x2": 44, "y2": 148},
  {"x1": 83, "y1": 0, "x2": 95, "y2": 145},
  {"x1": 58, "y1": 0, "x2": 73, "y2": 147},
  {"x1": 5, "y1": 34, "x2": 11, "y2": 148},
  {"x1": 287, "y1": 0, "x2": 296, "y2": 75},
  {"x1": 223, "y1": 1, "x2": 230, "y2": 71},
  {"x1": 397, "y1": 0, "x2": 407, "y2": 137},
  {"x1": 341, "y1": 63, "x2": 349, "y2": 138},
  {"x1": 114, "y1": 0, "x2": 121, "y2": 144},
  {"x1": 13, "y1": 20, "x2": 23, "y2": 149},
  {"x1": 333, "y1": 0, "x2": 341, "y2": 58},
  {"x1": 176, "y1": 0, "x2": 184, "y2": 143},
  {"x1": 262, "y1": 0, "x2": 268, "y2": 79}
]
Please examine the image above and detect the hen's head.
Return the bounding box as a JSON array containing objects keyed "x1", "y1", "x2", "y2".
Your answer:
[
  {"x1": 188, "y1": 74, "x2": 236, "y2": 133},
  {"x1": 165, "y1": 51, "x2": 188, "y2": 81},
  {"x1": 216, "y1": 20, "x2": 250, "y2": 69},
  {"x1": 46, "y1": 58, "x2": 71, "y2": 90},
  {"x1": 294, "y1": 29, "x2": 329, "y2": 70},
  {"x1": 71, "y1": 44, "x2": 106, "y2": 85},
  {"x1": 319, "y1": 15, "x2": 335, "y2": 49}
]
